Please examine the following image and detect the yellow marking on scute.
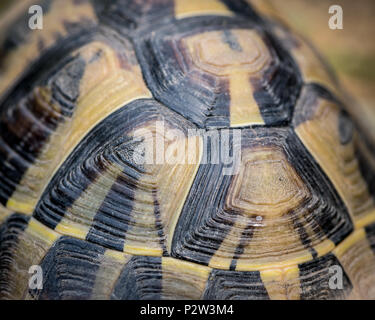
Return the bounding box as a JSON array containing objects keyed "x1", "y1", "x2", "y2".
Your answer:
[
  {"x1": 260, "y1": 266, "x2": 300, "y2": 300},
  {"x1": 105, "y1": 249, "x2": 131, "y2": 264},
  {"x1": 0, "y1": 204, "x2": 13, "y2": 224},
  {"x1": 0, "y1": 0, "x2": 98, "y2": 97},
  {"x1": 55, "y1": 162, "x2": 123, "y2": 242},
  {"x1": 314, "y1": 239, "x2": 335, "y2": 257},
  {"x1": 355, "y1": 209, "x2": 375, "y2": 229},
  {"x1": 333, "y1": 229, "x2": 366, "y2": 258},
  {"x1": 164, "y1": 136, "x2": 203, "y2": 253},
  {"x1": 123, "y1": 244, "x2": 163, "y2": 257},
  {"x1": 91, "y1": 250, "x2": 132, "y2": 300},
  {"x1": 7, "y1": 41, "x2": 152, "y2": 215},
  {"x1": 4, "y1": 217, "x2": 60, "y2": 299},
  {"x1": 183, "y1": 29, "x2": 271, "y2": 127},
  {"x1": 125, "y1": 176, "x2": 163, "y2": 254},
  {"x1": 54, "y1": 220, "x2": 90, "y2": 240},
  {"x1": 6, "y1": 200, "x2": 34, "y2": 216},
  {"x1": 175, "y1": 0, "x2": 234, "y2": 19},
  {"x1": 230, "y1": 73, "x2": 264, "y2": 127},
  {"x1": 27, "y1": 218, "x2": 61, "y2": 246},
  {"x1": 235, "y1": 249, "x2": 313, "y2": 272},
  {"x1": 228, "y1": 147, "x2": 309, "y2": 217},
  {"x1": 162, "y1": 257, "x2": 211, "y2": 279}
]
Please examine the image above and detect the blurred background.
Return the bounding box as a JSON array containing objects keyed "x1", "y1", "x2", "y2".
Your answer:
[
  {"x1": 269, "y1": 0, "x2": 375, "y2": 137},
  {"x1": 1, "y1": 0, "x2": 374, "y2": 133}
]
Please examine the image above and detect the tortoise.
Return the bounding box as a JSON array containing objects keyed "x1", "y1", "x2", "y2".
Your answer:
[{"x1": 0, "y1": 0, "x2": 374, "y2": 300}]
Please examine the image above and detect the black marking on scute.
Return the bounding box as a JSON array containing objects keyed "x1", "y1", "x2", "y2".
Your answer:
[
  {"x1": 338, "y1": 110, "x2": 353, "y2": 145},
  {"x1": 203, "y1": 269, "x2": 269, "y2": 300},
  {"x1": 93, "y1": 0, "x2": 174, "y2": 35},
  {"x1": 0, "y1": 213, "x2": 30, "y2": 298},
  {"x1": 293, "y1": 84, "x2": 340, "y2": 127},
  {"x1": 253, "y1": 31, "x2": 303, "y2": 126},
  {"x1": 365, "y1": 222, "x2": 375, "y2": 254},
  {"x1": 84, "y1": 136, "x2": 145, "y2": 252},
  {"x1": 299, "y1": 253, "x2": 352, "y2": 300},
  {"x1": 287, "y1": 130, "x2": 353, "y2": 245},
  {"x1": 111, "y1": 256, "x2": 162, "y2": 300},
  {"x1": 50, "y1": 55, "x2": 86, "y2": 116},
  {"x1": 222, "y1": 30, "x2": 242, "y2": 52},
  {"x1": 153, "y1": 192, "x2": 169, "y2": 256},
  {"x1": 0, "y1": 0, "x2": 53, "y2": 64},
  {"x1": 290, "y1": 210, "x2": 318, "y2": 259},
  {"x1": 33, "y1": 236, "x2": 105, "y2": 300},
  {"x1": 220, "y1": 0, "x2": 264, "y2": 23},
  {"x1": 171, "y1": 131, "x2": 236, "y2": 266},
  {"x1": 85, "y1": 167, "x2": 139, "y2": 252},
  {"x1": 229, "y1": 221, "x2": 255, "y2": 271}
]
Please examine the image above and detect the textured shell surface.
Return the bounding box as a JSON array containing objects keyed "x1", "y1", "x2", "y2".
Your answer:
[{"x1": 0, "y1": 0, "x2": 375, "y2": 300}]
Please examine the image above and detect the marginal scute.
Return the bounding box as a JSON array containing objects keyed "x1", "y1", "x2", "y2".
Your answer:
[
  {"x1": 172, "y1": 128, "x2": 353, "y2": 271},
  {"x1": 2, "y1": 31, "x2": 151, "y2": 215},
  {"x1": 0, "y1": 0, "x2": 98, "y2": 97},
  {"x1": 293, "y1": 85, "x2": 375, "y2": 223}
]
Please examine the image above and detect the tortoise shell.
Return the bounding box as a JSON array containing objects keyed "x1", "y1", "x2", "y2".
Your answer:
[{"x1": 0, "y1": 0, "x2": 375, "y2": 300}]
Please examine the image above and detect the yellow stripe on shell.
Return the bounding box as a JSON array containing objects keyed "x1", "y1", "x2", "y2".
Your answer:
[
  {"x1": 175, "y1": 0, "x2": 234, "y2": 19},
  {"x1": 55, "y1": 162, "x2": 124, "y2": 241},
  {"x1": 260, "y1": 266, "x2": 301, "y2": 300}
]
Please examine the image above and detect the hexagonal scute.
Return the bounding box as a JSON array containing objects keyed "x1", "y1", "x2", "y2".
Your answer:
[
  {"x1": 32, "y1": 99, "x2": 202, "y2": 255},
  {"x1": 135, "y1": 15, "x2": 302, "y2": 128},
  {"x1": 171, "y1": 128, "x2": 353, "y2": 270}
]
